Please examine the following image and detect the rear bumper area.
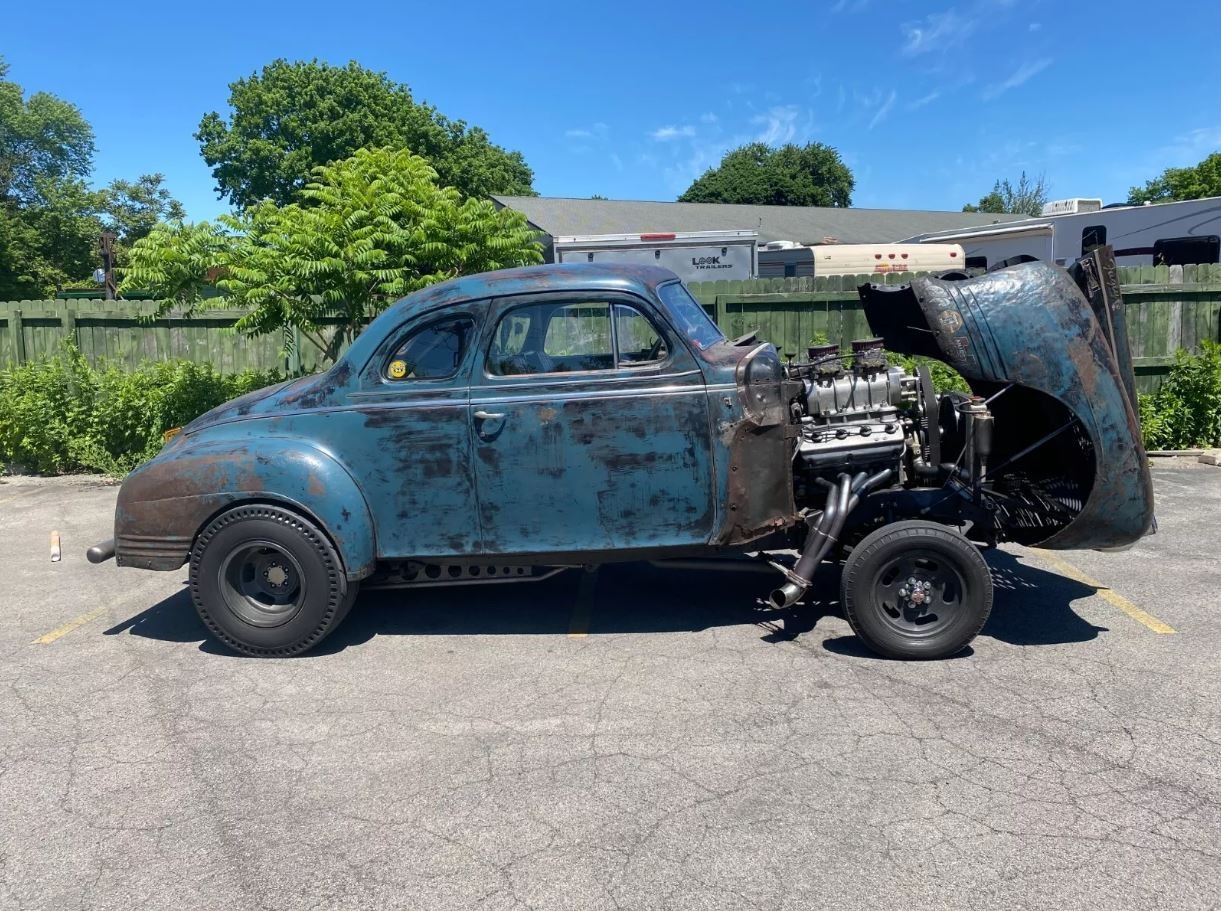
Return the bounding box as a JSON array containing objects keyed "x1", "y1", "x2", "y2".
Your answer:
[{"x1": 115, "y1": 533, "x2": 191, "y2": 571}]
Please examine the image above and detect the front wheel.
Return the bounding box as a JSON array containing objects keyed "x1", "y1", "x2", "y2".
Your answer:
[
  {"x1": 840, "y1": 520, "x2": 992, "y2": 660},
  {"x1": 190, "y1": 504, "x2": 358, "y2": 657}
]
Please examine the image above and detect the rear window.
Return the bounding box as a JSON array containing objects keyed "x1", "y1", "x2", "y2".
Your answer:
[{"x1": 656, "y1": 282, "x2": 725, "y2": 351}]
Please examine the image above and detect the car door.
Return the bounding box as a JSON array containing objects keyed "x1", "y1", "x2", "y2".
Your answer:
[
  {"x1": 341, "y1": 305, "x2": 483, "y2": 560},
  {"x1": 471, "y1": 291, "x2": 715, "y2": 557}
]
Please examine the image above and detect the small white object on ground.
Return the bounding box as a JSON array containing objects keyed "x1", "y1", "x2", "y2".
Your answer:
[{"x1": 50, "y1": 530, "x2": 61, "y2": 563}]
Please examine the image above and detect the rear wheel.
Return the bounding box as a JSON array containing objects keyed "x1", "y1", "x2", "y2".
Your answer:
[
  {"x1": 189, "y1": 504, "x2": 358, "y2": 657},
  {"x1": 841, "y1": 520, "x2": 992, "y2": 659}
]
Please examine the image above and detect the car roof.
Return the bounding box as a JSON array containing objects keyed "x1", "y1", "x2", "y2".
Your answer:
[{"x1": 391, "y1": 263, "x2": 680, "y2": 317}]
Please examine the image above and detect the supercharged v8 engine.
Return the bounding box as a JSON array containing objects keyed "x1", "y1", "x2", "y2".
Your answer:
[{"x1": 795, "y1": 338, "x2": 916, "y2": 485}]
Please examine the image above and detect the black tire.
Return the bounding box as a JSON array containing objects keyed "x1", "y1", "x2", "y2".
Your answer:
[
  {"x1": 189, "y1": 504, "x2": 359, "y2": 657},
  {"x1": 841, "y1": 520, "x2": 992, "y2": 660}
]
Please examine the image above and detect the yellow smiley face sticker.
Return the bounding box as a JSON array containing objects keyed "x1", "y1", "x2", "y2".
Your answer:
[{"x1": 388, "y1": 359, "x2": 408, "y2": 379}]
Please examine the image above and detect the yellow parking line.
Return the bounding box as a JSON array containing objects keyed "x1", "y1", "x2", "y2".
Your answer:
[
  {"x1": 32, "y1": 607, "x2": 107, "y2": 645},
  {"x1": 1032, "y1": 550, "x2": 1176, "y2": 635}
]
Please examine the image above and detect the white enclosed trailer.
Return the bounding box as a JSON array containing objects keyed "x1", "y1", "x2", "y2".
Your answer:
[
  {"x1": 552, "y1": 230, "x2": 757, "y2": 284},
  {"x1": 905, "y1": 196, "x2": 1221, "y2": 269}
]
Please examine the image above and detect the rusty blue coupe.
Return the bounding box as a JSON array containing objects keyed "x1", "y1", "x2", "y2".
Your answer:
[{"x1": 89, "y1": 250, "x2": 1154, "y2": 659}]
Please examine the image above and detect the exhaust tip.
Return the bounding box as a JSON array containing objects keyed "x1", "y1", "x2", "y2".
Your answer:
[{"x1": 768, "y1": 582, "x2": 807, "y2": 610}]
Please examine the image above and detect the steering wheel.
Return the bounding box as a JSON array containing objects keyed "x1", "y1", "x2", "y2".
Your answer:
[{"x1": 644, "y1": 336, "x2": 666, "y2": 361}]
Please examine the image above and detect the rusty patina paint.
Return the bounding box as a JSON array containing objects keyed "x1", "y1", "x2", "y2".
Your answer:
[
  {"x1": 112, "y1": 263, "x2": 805, "y2": 580},
  {"x1": 859, "y1": 248, "x2": 1153, "y2": 549}
]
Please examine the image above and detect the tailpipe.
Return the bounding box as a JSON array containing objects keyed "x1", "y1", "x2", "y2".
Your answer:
[
  {"x1": 86, "y1": 539, "x2": 116, "y2": 564},
  {"x1": 765, "y1": 468, "x2": 894, "y2": 609}
]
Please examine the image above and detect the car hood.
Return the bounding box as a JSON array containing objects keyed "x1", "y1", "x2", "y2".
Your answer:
[{"x1": 859, "y1": 248, "x2": 1153, "y2": 550}]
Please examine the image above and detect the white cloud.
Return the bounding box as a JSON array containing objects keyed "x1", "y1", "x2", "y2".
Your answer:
[
  {"x1": 564, "y1": 122, "x2": 608, "y2": 141},
  {"x1": 911, "y1": 90, "x2": 941, "y2": 109},
  {"x1": 902, "y1": 9, "x2": 977, "y2": 56},
  {"x1": 982, "y1": 57, "x2": 1053, "y2": 99},
  {"x1": 751, "y1": 105, "x2": 802, "y2": 145},
  {"x1": 650, "y1": 124, "x2": 696, "y2": 141},
  {"x1": 699, "y1": 112, "x2": 718, "y2": 124},
  {"x1": 868, "y1": 90, "x2": 897, "y2": 129}
]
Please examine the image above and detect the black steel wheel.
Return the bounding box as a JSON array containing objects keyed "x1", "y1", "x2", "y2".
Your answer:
[
  {"x1": 841, "y1": 520, "x2": 992, "y2": 659},
  {"x1": 190, "y1": 504, "x2": 358, "y2": 657}
]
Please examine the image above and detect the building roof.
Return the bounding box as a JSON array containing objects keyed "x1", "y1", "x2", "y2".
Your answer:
[{"x1": 492, "y1": 195, "x2": 1026, "y2": 246}]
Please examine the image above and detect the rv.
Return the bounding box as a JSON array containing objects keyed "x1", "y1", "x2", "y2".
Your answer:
[
  {"x1": 905, "y1": 196, "x2": 1221, "y2": 270},
  {"x1": 552, "y1": 230, "x2": 757, "y2": 284},
  {"x1": 758, "y1": 242, "x2": 966, "y2": 278}
]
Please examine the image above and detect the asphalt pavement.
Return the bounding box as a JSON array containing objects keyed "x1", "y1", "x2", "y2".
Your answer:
[{"x1": 0, "y1": 460, "x2": 1218, "y2": 911}]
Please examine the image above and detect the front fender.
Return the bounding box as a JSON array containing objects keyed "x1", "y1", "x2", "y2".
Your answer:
[{"x1": 115, "y1": 436, "x2": 377, "y2": 579}]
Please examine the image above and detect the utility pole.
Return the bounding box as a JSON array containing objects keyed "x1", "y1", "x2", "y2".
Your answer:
[{"x1": 99, "y1": 231, "x2": 117, "y2": 300}]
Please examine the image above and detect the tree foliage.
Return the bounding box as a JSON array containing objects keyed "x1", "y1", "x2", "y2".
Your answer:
[
  {"x1": 0, "y1": 58, "x2": 184, "y2": 297},
  {"x1": 1128, "y1": 152, "x2": 1221, "y2": 205},
  {"x1": 679, "y1": 142, "x2": 854, "y2": 207},
  {"x1": 125, "y1": 147, "x2": 543, "y2": 359},
  {"x1": 196, "y1": 59, "x2": 535, "y2": 209},
  {"x1": 962, "y1": 171, "x2": 1049, "y2": 216}
]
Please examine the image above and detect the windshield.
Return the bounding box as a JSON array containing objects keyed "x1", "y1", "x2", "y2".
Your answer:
[{"x1": 657, "y1": 281, "x2": 726, "y2": 351}]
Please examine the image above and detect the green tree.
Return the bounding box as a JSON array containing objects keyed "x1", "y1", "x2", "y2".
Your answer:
[
  {"x1": 678, "y1": 142, "x2": 854, "y2": 207},
  {"x1": 0, "y1": 57, "x2": 95, "y2": 206},
  {"x1": 196, "y1": 59, "x2": 535, "y2": 209},
  {"x1": 99, "y1": 173, "x2": 186, "y2": 247},
  {"x1": 125, "y1": 147, "x2": 543, "y2": 360},
  {"x1": 0, "y1": 57, "x2": 102, "y2": 296},
  {"x1": 1128, "y1": 152, "x2": 1221, "y2": 205},
  {"x1": 962, "y1": 171, "x2": 1049, "y2": 216}
]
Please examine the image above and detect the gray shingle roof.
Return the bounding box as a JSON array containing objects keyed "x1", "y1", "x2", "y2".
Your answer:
[{"x1": 492, "y1": 195, "x2": 1025, "y2": 246}]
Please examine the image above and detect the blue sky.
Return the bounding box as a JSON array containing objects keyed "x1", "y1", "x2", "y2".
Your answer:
[{"x1": 6, "y1": 0, "x2": 1221, "y2": 221}]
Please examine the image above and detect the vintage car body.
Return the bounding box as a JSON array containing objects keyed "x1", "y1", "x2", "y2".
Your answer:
[{"x1": 90, "y1": 250, "x2": 1154, "y2": 660}]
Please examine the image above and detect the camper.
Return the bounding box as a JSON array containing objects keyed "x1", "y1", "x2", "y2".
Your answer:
[
  {"x1": 905, "y1": 196, "x2": 1221, "y2": 270},
  {"x1": 758, "y1": 242, "x2": 966, "y2": 278},
  {"x1": 552, "y1": 230, "x2": 757, "y2": 284}
]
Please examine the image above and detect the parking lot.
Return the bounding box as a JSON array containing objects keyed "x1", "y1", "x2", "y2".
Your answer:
[{"x1": 1, "y1": 460, "x2": 1218, "y2": 911}]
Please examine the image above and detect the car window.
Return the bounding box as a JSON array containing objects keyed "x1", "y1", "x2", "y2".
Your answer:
[
  {"x1": 615, "y1": 304, "x2": 667, "y2": 365},
  {"x1": 656, "y1": 281, "x2": 725, "y2": 350},
  {"x1": 489, "y1": 302, "x2": 614, "y2": 375},
  {"x1": 385, "y1": 316, "x2": 475, "y2": 381}
]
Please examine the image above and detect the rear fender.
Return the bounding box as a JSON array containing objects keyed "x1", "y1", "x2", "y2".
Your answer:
[{"x1": 115, "y1": 437, "x2": 377, "y2": 579}]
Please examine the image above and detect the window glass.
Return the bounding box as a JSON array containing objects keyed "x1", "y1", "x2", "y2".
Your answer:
[
  {"x1": 489, "y1": 302, "x2": 613, "y2": 375},
  {"x1": 656, "y1": 281, "x2": 725, "y2": 351},
  {"x1": 1082, "y1": 225, "x2": 1107, "y2": 254},
  {"x1": 615, "y1": 304, "x2": 667, "y2": 365},
  {"x1": 385, "y1": 316, "x2": 474, "y2": 380},
  {"x1": 1153, "y1": 235, "x2": 1221, "y2": 266}
]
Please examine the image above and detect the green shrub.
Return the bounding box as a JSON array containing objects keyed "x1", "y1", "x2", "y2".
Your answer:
[
  {"x1": 1138, "y1": 341, "x2": 1221, "y2": 451},
  {"x1": 0, "y1": 344, "x2": 281, "y2": 476}
]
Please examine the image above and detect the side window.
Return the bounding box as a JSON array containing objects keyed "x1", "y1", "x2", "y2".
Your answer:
[
  {"x1": 615, "y1": 304, "x2": 668, "y2": 365},
  {"x1": 489, "y1": 301, "x2": 612, "y2": 375},
  {"x1": 384, "y1": 316, "x2": 474, "y2": 381},
  {"x1": 1082, "y1": 225, "x2": 1107, "y2": 255},
  {"x1": 1153, "y1": 235, "x2": 1221, "y2": 266},
  {"x1": 542, "y1": 303, "x2": 612, "y2": 370}
]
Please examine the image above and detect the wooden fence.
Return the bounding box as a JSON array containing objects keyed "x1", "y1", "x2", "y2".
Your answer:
[{"x1": 2, "y1": 263, "x2": 1220, "y2": 392}]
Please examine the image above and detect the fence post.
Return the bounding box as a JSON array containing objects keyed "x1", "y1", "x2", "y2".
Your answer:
[
  {"x1": 61, "y1": 308, "x2": 77, "y2": 349},
  {"x1": 9, "y1": 309, "x2": 24, "y2": 365}
]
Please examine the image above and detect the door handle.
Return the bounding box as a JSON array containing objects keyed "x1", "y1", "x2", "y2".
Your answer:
[{"x1": 473, "y1": 410, "x2": 505, "y2": 421}]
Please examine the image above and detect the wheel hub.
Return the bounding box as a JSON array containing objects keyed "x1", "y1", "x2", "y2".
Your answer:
[{"x1": 219, "y1": 543, "x2": 307, "y2": 628}]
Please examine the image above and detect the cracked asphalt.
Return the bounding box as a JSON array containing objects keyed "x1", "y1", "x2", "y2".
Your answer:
[{"x1": 1, "y1": 460, "x2": 1219, "y2": 911}]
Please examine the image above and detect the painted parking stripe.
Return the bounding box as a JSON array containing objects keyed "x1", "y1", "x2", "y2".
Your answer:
[
  {"x1": 1032, "y1": 550, "x2": 1176, "y2": 635},
  {"x1": 32, "y1": 607, "x2": 107, "y2": 645}
]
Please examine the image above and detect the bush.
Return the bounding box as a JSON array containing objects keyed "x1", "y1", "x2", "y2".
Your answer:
[
  {"x1": 1138, "y1": 341, "x2": 1221, "y2": 451},
  {"x1": 0, "y1": 344, "x2": 281, "y2": 476}
]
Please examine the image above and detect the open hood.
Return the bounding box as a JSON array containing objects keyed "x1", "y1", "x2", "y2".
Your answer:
[{"x1": 859, "y1": 247, "x2": 1153, "y2": 550}]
